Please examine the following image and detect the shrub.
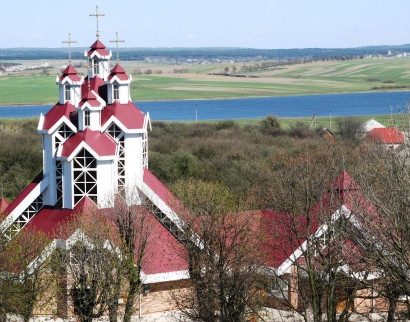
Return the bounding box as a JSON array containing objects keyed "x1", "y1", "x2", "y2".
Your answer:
[
  {"x1": 260, "y1": 115, "x2": 281, "y2": 130},
  {"x1": 215, "y1": 120, "x2": 235, "y2": 130}
]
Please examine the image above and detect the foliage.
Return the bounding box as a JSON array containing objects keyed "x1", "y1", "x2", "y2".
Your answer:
[
  {"x1": 0, "y1": 227, "x2": 53, "y2": 322},
  {"x1": 260, "y1": 114, "x2": 281, "y2": 130}
]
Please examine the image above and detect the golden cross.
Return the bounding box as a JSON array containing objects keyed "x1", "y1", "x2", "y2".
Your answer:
[
  {"x1": 62, "y1": 33, "x2": 77, "y2": 63},
  {"x1": 110, "y1": 32, "x2": 125, "y2": 63},
  {"x1": 89, "y1": 6, "x2": 105, "y2": 39}
]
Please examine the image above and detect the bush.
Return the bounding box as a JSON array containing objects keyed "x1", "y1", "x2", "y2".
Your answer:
[
  {"x1": 215, "y1": 120, "x2": 235, "y2": 130},
  {"x1": 260, "y1": 115, "x2": 281, "y2": 130}
]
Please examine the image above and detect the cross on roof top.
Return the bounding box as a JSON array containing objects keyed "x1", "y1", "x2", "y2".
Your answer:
[
  {"x1": 89, "y1": 6, "x2": 105, "y2": 39},
  {"x1": 110, "y1": 32, "x2": 125, "y2": 63},
  {"x1": 62, "y1": 33, "x2": 77, "y2": 63}
]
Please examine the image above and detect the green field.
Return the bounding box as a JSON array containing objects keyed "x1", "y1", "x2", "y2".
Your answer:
[{"x1": 1, "y1": 58, "x2": 410, "y2": 105}]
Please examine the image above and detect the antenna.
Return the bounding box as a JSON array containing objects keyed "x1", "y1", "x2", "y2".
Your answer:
[
  {"x1": 110, "y1": 32, "x2": 125, "y2": 63},
  {"x1": 89, "y1": 6, "x2": 105, "y2": 39},
  {"x1": 62, "y1": 33, "x2": 77, "y2": 63}
]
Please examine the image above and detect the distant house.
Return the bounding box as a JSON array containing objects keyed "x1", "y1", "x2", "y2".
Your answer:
[
  {"x1": 362, "y1": 119, "x2": 385, "y2": 134},
  {"x1": 366, "y1": 126, "x2": 405, "y2": 150}
]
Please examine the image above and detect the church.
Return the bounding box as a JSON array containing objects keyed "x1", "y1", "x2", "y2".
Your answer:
[{"x1": 0, "y1": 9, "x2": 190, "y2": 318}]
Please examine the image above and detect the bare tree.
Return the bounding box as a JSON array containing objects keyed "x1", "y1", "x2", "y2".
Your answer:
[
  {"x1": 355, "y1": 139, "x2": 410, "y2": 322},
  {"x1": 56, "y1": 212, "x2": 120, "y2": 322},
  {"x1": 171, "y1": 179, "x2": 265, "y2": 322},
  {"x1": 262, "y1": 141, "x2": 372, "y2": 322},
  {"x1": 104, "y1": 195, "x2": 151, "y2": 322}
]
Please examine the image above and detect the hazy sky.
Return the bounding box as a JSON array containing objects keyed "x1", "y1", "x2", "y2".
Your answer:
[{"x1": 1, "y1": 0, "x2": 409, "y2": 49}]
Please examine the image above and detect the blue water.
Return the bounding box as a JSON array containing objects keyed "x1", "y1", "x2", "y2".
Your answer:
[{"x1": 1, "y1": 91, "x2": 410, "y2": 120}]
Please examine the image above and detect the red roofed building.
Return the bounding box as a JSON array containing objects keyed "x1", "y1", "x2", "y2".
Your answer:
[
  {"x1": 367, "y1": 126, "x2": 405, "y2": 150},
  {"x1": 0, "y1": 23, "x2": 188, "y2": 318}
]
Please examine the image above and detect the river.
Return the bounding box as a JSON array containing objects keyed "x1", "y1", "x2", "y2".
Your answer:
[{"x1": 1, "y1": 91, "x2": 410, "y2": 120}]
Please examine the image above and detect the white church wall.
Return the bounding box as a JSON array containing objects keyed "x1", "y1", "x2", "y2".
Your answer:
[
  {"x1": 63, "y1": 161, "x2": 73, "y2": 209},
  {"x1": 42, "y1": 135, "x2": 57, "y2": 206},
  {"x1": 124, "y1": 133, "x2": 143, "y2": 188},
  {"x1": 97, "y1": 160, "x2": 115, "y2": 208}
]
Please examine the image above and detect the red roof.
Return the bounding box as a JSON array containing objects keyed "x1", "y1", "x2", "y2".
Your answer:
[
  {"x1": 26, "y1": 197, "x2": 96, "y2": 237},
  {"x1": 79, "y1": 90, "x2": 101, "y2": 108},
  {"x1": 41, "y1": 102, "x2": 76, "y2": 131},
  {"x1": 143, "y1": 169, "x2": 173, "y2": 203},
  {"x1": 101, "y1": 101, "x2": 146, "y2": 130},
  {"x1": 108, "y1": 64, "x2": 129, "y2": 81},
  {"x1": 143, "y1": 213, "x2": 188, "y2": 274},
  {"x1": 262, "y1": 171, "x2": 374, "y2": 269},
  {"x1": 87, "y1": 40, "x2": 110, "y2": 57},
  {"x1": 61, "y1": 128, "x2": 116, "y2": 158},
  {"x1": 59, "y1": 65, "x2": 81, "y2": 82},
  {"x1": 4, "y1": 172, "x2": 43, "y2": 216},
  {"x1": 367, "y1": 127, "x2": 405, "y2": 144},
  {"x1": 24, "y1": 197, "x2": 188, "y2": 275}
]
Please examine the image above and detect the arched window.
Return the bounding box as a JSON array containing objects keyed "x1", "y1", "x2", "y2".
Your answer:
[
  {"x1": 113, "y1": 84, "x2": 119, "y2": 101},
  {"x1": 93, "y1": 59, "x2": 99, "y2": 75},
  {"x1": 73, "y1": 149, "x2": 97, "y2": 205}
]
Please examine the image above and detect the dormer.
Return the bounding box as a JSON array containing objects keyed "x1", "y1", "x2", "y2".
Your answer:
[
  {"x1": 106, "y1": 64, "x2": 132, "y2": 104},
  {"x1": 77, "y1": 90, "x2": 105, "y2": 131},
  {"x1": 85, "y1": 40, "x2": 112, "y2": 80},
  {"x1": 56, "y1": 65, "x2": 84, "y2": 106}
]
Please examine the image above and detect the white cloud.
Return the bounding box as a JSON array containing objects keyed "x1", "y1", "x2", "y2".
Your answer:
[{"x1": 186, "y1": 34, "x2": 195, "y2": 38}]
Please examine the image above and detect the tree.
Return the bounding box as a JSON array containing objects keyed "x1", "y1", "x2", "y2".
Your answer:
[
  {"x1": 336, "y1": 116, "x2": 364, "y2": 142},
  {"x1": 261, "y1": 141, "x2": 371, "y2": 322},
  {"x1": 104, "y1": 194, "x2": 152, "y2": 322},
  {"x1": 0, "y1": 226, "x2": 54, "y2": 322},
  {"x1": 355, "y1": 140, "x2": 410, "y2": 322},
  {"x1": 56, "y1": 212, "x2": 120, "y2": 322},
  {"x1": 224, "y1": 66, "x2": 229, "y2": 74},
  {"x1": 171, "y1": 179, "x2": 264, "y2": 322},
  {"x1": 260, "y1": 114, "x2": 281, "y2": 130}
]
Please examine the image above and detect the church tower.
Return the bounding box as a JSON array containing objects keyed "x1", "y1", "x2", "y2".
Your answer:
[{"x1": 38, "y1": 37, "x2": 151, "y2": 210}]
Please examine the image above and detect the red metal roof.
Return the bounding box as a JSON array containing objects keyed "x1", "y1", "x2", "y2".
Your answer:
[
  {"x1": 143, "y1": 213, "x2": 188, "y2": 274},
  {"x1": 59, "y1": 65, "x2": 81, "y2": 82},
  {"x1": 367, "y1": 127, "x2": 405, "y2": 144},
  {"x1": 4, "y1": 172, "x2": 43, "y2": 216},
  {"x1": 26, "y1": 197, "x2": 96, "y2": 237},
  {"x1": 143, "y1": 169, "x2": 173, "y2": 204},
  {"x1": 24, "y1": 197, "x2": 188, "y2": 275},
  {"x1": 107, "y1": 64, "x2": 129, "y2": 81},
  {"x1": 82, "y1": 76, "x2": 106, "y2": 94},
  {"x1": 41, "y1": 102, "x2": 76, "y2": 131},
  {"x1": 87, "y1": 40, "x2": 110, "y2": 57},
  {"x1": 262, "y1": 171, "x2": 374, "y2": 269},
  {"x1": 79, "y1": 89, "x2": 101, "y2": 108},
  {"x1": 61, "y1": 128, "x2": 116, "y2": 158},
  {"x1": 101, "y1": 101, "x2": 146, "y2": 130}
]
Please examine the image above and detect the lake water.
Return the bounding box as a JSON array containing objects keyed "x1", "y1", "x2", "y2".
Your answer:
[{"x1": 1, "y1": 91, "x2": 410, "y2": 120}]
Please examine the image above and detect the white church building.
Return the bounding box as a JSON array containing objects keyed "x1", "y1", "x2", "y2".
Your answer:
[{"x1": 0, "y1": 25, "x2": 189, "y2": 316}]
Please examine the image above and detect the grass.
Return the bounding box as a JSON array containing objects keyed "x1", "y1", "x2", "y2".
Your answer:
[{"x1": 2, "y1": 58, "x2": 410, "y2": 104}]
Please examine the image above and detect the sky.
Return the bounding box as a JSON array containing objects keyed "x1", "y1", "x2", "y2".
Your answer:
[{"x1": 1, "y1": 0, "x2": 410, "y2": 50}]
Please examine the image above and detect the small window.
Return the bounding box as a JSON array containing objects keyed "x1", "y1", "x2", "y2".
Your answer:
[
  {"x1": 65, "y1": 85, "x2": 71, "y2": 101},
  {"x1": 93, "y1": 59, "x2": 99, "y2": 75},
  {"x1": 113, "y1": 84, "x2": 119, "y2": 101},
  {"x1": 270, "y1": 277, "x2": 288, "y2": 299},
  {"x1": 84, "y1": 110, "x2": 90, "y2": 127}
]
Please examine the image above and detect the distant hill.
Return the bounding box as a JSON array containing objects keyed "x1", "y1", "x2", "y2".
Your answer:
[{"x1": 1, "y1": 44, "x2": 410, "y2": 61}]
